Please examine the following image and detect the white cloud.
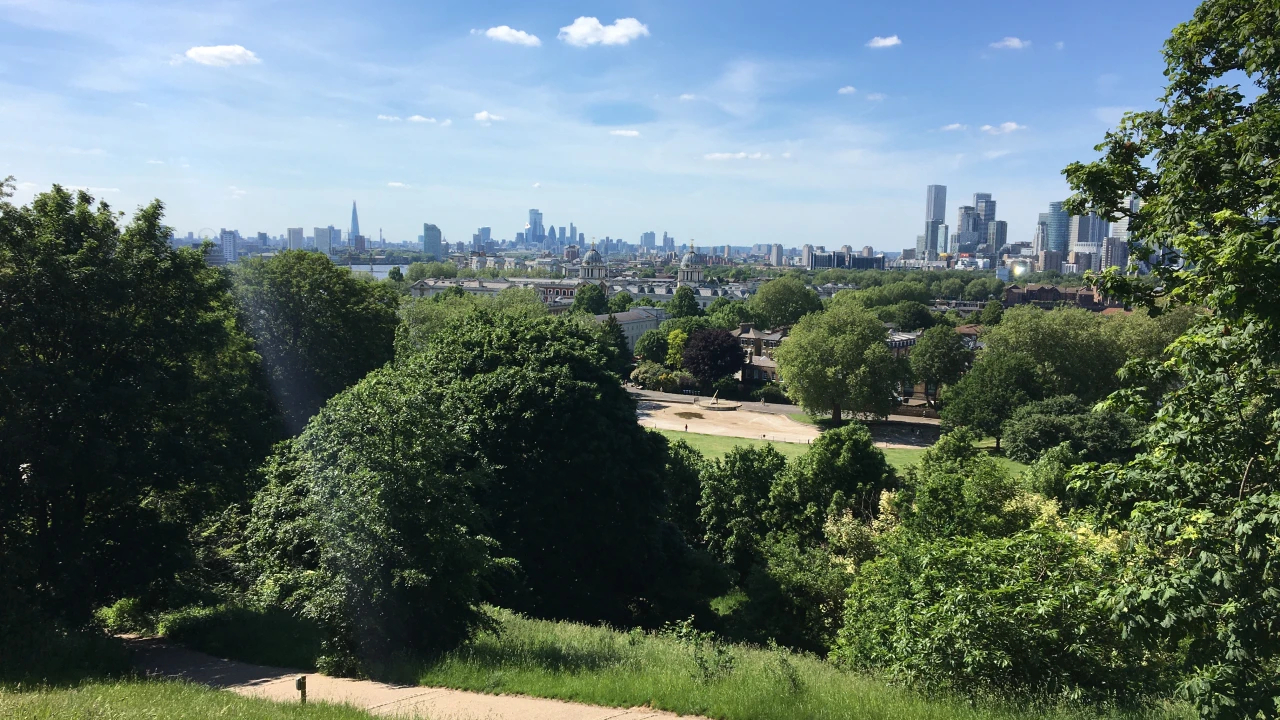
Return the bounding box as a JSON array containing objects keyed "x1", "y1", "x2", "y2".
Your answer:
[
  {"x1": 183, "y1": 45, "x2": 260, "y2": 67},
  {"x1": 866, "y1": 35, "x2": 901, "y2": 48},
  {"x1": 1055, "y1": 41, "x2": 1065, "y2": 50},
  {"x1": 837, "y1": 86, "x2": 856, "y2": 95},
  {"x1": 609, "y1": 129, "x2": 640, "y2": 137},
  {"x1": 228, "y1": 185, "x2": 246, "y2": 198},
  {"x1": 781, "y1": 152, "x2": 792, "y2": 159},
  {"x1": 980, "y1": 121, "x2": 1025, "y2": 134},
  {"x1": 532, "y1": 182, "x2": 541, "y2": 188},
  {"x1": 377, "y1": 114, "x2": 401, "y2": 122},
  {"x1": 984, "y1": 150, "x2": 1012, "y2": 159},
  {"x1": 387, "y1": 181, "x2": 409, "y2": 188},
  {"x1": 866, "y1": 93, "x2": 886, "y2": 101},
  {"x1": 407, "y1": 115, "x2": 436, "y2": 123},
  {"x1": 704, "y1": 152, "x2": 769, "y2": 160},
  {"x1": 989, "y1": 37, "x2": 1030, "y2": 50},
  {"x1": 940, "y1": 123, "x2": 967, "y2": 131},
  {"x1": 558, "y1": 17, "x2": 649, "y2": 47},
  {"x1": 678, "y1": 93, "x2": 698, "y2": 101},
  {"x1": 440, "y1": 119, "x2": 452, "y2": 127},
  {"x1": 474, "y1": 111, "x2": 504, "y2": 125},
  {"x1": 482, "y1": 26, "x2": 541, "y2": 47},
  {"x1": 62, "y1": 147, "x2": 105, "y2": 155},
  {"x1": 146, "y1": 159, "x2": 165, "y2": 164}
]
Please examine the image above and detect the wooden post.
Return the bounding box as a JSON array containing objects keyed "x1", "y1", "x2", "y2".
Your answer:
[{"x1": 295, "y1": 675, "x2": 307, "y2": 704}]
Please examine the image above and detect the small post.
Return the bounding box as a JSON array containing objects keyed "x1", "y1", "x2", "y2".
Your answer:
[{"x1": 295, "y1": 675, "x2": 307, "y2": 704}]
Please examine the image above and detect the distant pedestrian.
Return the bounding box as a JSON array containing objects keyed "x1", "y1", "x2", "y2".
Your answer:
[{"x1": 685, "y1": 424, "x2": 688, "y2": 432}]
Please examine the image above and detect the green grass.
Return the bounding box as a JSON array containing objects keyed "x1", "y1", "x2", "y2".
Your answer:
[
  {"x1": 657, "y1": 429, "x2": 811, "y2": 460},
  {"x1": 413, "y1": 608, "x2": 1188, "y2": 720},
  {"x1": 0, "y1": 681, "x2": 378, "y2": 720},
  {"x1": 157, "y1": 605, "x2": 323, "y2": 671}
]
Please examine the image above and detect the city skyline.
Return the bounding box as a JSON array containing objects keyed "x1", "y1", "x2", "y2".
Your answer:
[{"x1": 2, "y1": 0, "x2": 1199, "y2": 247}]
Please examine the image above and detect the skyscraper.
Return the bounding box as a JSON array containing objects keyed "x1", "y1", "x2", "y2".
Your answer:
[
  {"x1": 286, "y1": 227, "x2": 304, "y2": 251},
  {"x1": 1042, "y1": 201, "x2": 1070, "y2": 253},
  {"x1": 423, "y1": 223, "x2": 442, "y2": 258},
  {"x1": 921, "y1": 185, "x2": 948, "y2": 261},
  {"x1": 987, "y1": 220, "x2": 1008, "y2": 256},
  {"x1": 662, "y1": 232, "x2": 674, "y2": 253},
  {"x1": 1109, "y1": 195, "x2": 1141, "y2": 244},
  {"x1": 770, "y1": 243, "x2": 784, "y2": 267},
  {"x1": 350, "y1": 201, "x2": 360, "y2": 240},
  {"x1": 527, "y1": 209, "x2": 544, "y2": 244},
  {"x1": 926, "y1": 185, "x2": 947, "y2": 223},
  {"x1": 220, "y1": 228, "x2": 238, "y2": 263},
  {"x1": 314, "y1": 226, "x2": 335, "y2": 255},
  {"x1": 1068, "y1": 212, "x2": 1107, "y2": 252},
  {"x1": 569, "y1": 223, "x2": 577, "y2": 245}
]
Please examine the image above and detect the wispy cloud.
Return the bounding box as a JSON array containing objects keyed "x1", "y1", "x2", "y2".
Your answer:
[
  {"x1": 989, "y1": 37, "x2": 1030, "y2": 50},
  {"x1": 866, "y1": 35, "x2": 901, "y2": 48},
  {"x1": 478, "y1": 26, "x2": 541, "y2": 47},
  {"x1": 146, "y1": 159, "x2": 165, "y2": 164},
  {"x1": 940, "y1": 123, "x2": 967, "y2": 131},
  {"x1": 1055, "y1": 41, "x2": 1065, "y2": 50},
  {"x1": 62, "y1": 146, "x2": 106, "y2": 155},
  {"x1": 228, "y1": 185, "x2": 246, "y2": 198},
  {"x1": 474, "y1": 110, "x2": 504, "y2": 125},
  {"x1": 866, "y1": 93, "x2": 886, "y2": 101},
  {"x1": 704, "y1": 152, "x2": 770, "y2": 160},
  {"x1": 678, "y1": 93, "x2": 698, "y2": 101},
  {"x1": 609, "y1": 129, "x2": 640, "y2": 137},
  {"x1": 387, "y1": 181, "x2": 409, "y2": 188},
  {"x1": 377, "y1": 114, "x2": 402, "y2": 122},
  {"x1": 407, "y1": 115, "x2": 436, "y2": 123},
  {"x1": 440, "y1": 119, "x2": 452, "y2": 127},
  {"x1": 837, "y1": 85, "x2": 856, "y2": 95},
  {"x1": 182, "y1": 45, "x2": 260, "y2": 67},
  {"x1": 559, "y1": 17, "x2": 649, "y2": 47},
  {"x1": 532, "y1": 182, "x2": 541, "y2": 188},
  {"x1": 984, "y1": 150, "x2": 1012, "y2": 159},
  {"x1": 980, "y1": 121, "x2": 1025, "y2": 134}
]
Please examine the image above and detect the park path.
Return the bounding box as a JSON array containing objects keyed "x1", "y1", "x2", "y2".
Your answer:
[{"x1": 128, "y1": 637, "x2": 708, "y2": 720}]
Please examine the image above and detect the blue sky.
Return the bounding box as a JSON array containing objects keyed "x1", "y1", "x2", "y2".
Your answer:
[{"x1": 1, "y1": 0, "x2": 1200, "y2": 249}]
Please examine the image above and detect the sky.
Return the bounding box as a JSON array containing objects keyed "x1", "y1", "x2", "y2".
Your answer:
[{"x1": 0, "y1": 0, "x2": 1203, "y2": 250}]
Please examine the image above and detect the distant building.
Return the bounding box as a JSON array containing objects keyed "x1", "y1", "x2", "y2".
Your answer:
[
  {"x1": 592, "y1": 307, "x2": 668, "y2": 352},
  {"x1": 423, "y1": 223, "x2": 442, "y2": 259},
  {"x1": 350, "y1": 201, "x2": 361, "y2": 239},
  {"x1": 769, "y1": 243, "x2": 784, "y2": 267},
  {"x1": 286, "y1": 227, "x2": 304, "y2": 251},
  {"x1": 1039, "y1": 202, "x2": 1070, "y2": 253},
  {"x1": 1037, "y1": 249, "x2": 1064, "y2": 274},
  {"x1": 314, "y1": 226, "x2": 335, "y2": 255},
  {"x1": 1003, "y1": 283, "x2": 1121, "y2": 311},
  {"x1": 220, "y1": 228, "x2": 238, "y2": 263},
  {"x1": 806, "y1": 248, "x2": 885, "y2": 270},
  {"x1": 1102, "y1": 236, "x2": 1129, "y2": 270}
]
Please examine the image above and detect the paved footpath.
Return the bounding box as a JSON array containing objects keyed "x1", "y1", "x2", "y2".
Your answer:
[{"x1": 128, "y1": 638, "x2": 708, "y2": 720}]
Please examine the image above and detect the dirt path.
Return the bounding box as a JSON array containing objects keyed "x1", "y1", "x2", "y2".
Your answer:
[
  {"x1": 636, "y1": 401, "x2": 821, "y2": 444},
  {"x1": 128, "y1": 637, "x2": 706, "y2": 720}
]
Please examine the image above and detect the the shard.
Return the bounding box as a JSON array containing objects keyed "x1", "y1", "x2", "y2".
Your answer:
[{"x1": 350, "y1": 201, "x2": 360, "y2": 239}]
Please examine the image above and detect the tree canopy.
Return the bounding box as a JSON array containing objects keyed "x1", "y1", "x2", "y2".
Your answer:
[
  {"x1": 681, "y1": 329, "x2": 743, "y2": 386},
  {"x1": 667, "y1": 286, "x2": 703, "y2": 318},
  {"x1": 748, "y1": 276, "x2": 822, "y2": 329},
  {"x1": 909, "y1": 325, "x2": 972, "y2": 392},
  {"x1": 939, "y1": 348, "x2": 1042, "y2": 448},
  {"x1": 571, "y1": 283, "x2": 608, "y2": 315}
]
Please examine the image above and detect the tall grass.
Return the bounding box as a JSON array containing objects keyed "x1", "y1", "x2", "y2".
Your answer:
[
  {"x1": 415, "y1": 609, "x2": 1190, "y2": 720},
  {"x1": 0, "y1": 681, "x2": 379, "y2": 719}
]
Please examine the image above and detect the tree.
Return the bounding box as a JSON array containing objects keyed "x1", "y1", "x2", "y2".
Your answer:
[
  {"x1": 698, "y1": 445, "x2": 788, "y2": 576},
  {"x1": 607, "y1": 290, "x2": 635, "y2": 313},
  {"x1": 875, "y1": 300, "x2": 935, "y2": 331},
  {"x1": 909, "y1": 325, "x2": 973, "y2": 398},
  {"x1": 571, "y1": 283, "x2": 608, "y2": 315},
  {"x1": 0, "y1": 187, "x2": 275, "y2": 623},
  {"x1": 1001, "y1": 395, "x2": 1140, "y2": 465},
  {"x1": 769, "y1": 423, "x2": 897, "y2": 540},
  {"x1": 245, "y1": 365, "x2": 496, "y2": 669},
  {"x1": 681, "y1": 329, "x2": 743, "y2": 386},
  {"x1": 980, "y1": 305, "x2": 1125, "y2": 402},
  {"x1": 233, "y1": 251, "x2": 400, "y2": 434},
  {"x1": 665, "y1": 329, "x2": 688, "y2": 369},
  {"x1": 668, "y1": 285, "x2": 703, "y2": 318},
  {"x1": 634, "y1": 329, "x2": 668, "y2": 363},
  {"x1": 748, "y1": 276, "x2": 822, "y2": 328},
  {"x1": 597, "y1": 314, "x2": 631, "y2": 374},
  {"x1": 399, "y1": 288, "x2": 547, "y2": 355},
  {"x1": 386, "y1": 265, "x2": 404, "y2": 283},
  {"x1": 977, "y1": 300, "x2": 1004, "y2": 326},
  {"x1": 774, "y1": 300, "x2": 903, "y2": 422},
  {"x1": 939, "y1": 349, "x2": 1041, "y2": 449},
  {"x1": 405, "y1": 262, "x2": 431, "y2": 282},
  {"x1": 1062, "y1": 3, "x2": 1280, "y2": 713},
  {"x1": 939, "y1": 278, "x2": 965, "y2": 299},
  {"x1": 707, "y1": 300, "x2": 757, "y2": 330},
  {"x1": 848, "y1": 281, "x2": 931, "y2": 308}
]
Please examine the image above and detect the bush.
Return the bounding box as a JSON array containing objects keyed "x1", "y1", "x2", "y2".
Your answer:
[
  {"x1": 1001, "y1": 395, "x2": 1141, "y2": 465},
  {"x1": 751, "y1": 383, "x2": 790, "y2": 404},
  {"x1": 1, "y1": 597, "x2": 130, "y2": 686},
  {"x1": 157, "y1": 604, "x2": 324, "y2": 671},
  {"x1": 834, "y1": 527, "x2": 1157, "y2": 704}
]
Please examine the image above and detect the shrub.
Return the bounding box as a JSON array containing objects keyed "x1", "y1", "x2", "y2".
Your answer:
[
  {"x1": 1001, "y1": 395, "x2": 1141, "y2": 465},
  {"x1": 751, "y1": 383, "x2": 789, "y2": 404},
  {"x1": 158, "y1": 604, "x2": 323, "y2": 671}
]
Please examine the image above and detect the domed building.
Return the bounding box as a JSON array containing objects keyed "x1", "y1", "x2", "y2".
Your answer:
[
  {"x1": 677, "y1": 245, "x2": 704, "y2": 285},
  {"x1": 580, "y1": 243, "x2": 607, "y2": 281}
]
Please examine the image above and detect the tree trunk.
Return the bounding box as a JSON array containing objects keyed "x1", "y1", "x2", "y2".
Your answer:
[
  {"x1": 831, "y1": 403, "x2": 841, "y2": 424},
  {"x1": 995, "y1": 434, "x2": 1001, "y2": 451}
]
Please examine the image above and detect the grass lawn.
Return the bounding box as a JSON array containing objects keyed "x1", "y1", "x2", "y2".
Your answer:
[
  {"x1": 0, "y1": 681, "x2": 376, "y2": 720},
  {"x1": 413, "y1": 608, "x2": 1188, "y2": 720},
  {"x1": 656, "y1": 429, "x2": 811, "y2": 461}
]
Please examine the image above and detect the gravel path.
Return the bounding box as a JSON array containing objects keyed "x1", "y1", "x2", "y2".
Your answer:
[{"x1": 128, "y1": 637, "x2": 707, "y2": 720}]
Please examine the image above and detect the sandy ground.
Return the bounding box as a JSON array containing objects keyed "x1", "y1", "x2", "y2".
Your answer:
[
  {"x1": 128, "y1": 637, "x2": 706, "y2": 720},
  {"x1": 636, "y1": 401, "x2": 821, "y2": 444},
  {"x1": 635, "y1": 401, "x2": 931, "y2": 449}
]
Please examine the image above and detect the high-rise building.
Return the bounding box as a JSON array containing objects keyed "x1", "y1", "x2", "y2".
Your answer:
[
  {"x1": 662, "y1": 232, "x2": 674, "y2": 253},
  {"x1": 860, "y1": 246, "x2": 874, "y2": 257},
  {"x1": 1041, "y1": 201, "x2": 1070, "y2": 253},
  {"x1": 801, "y1": 244, "x2": 814, "y2": 266},
  {"x1": 286, "y1": 227, "x2": 304, "y2": 251},
  {"x1": 220, "y1": 228, "x2": 238, "y2": 263},
  {"x1": 973, "y1": 193, "x2": 996, "y2": 225},
  {"x1": 953, "y1": 205, "x2": 985, "y2": 249},
  {"x1": 1038, "y1": 250, "x2": 1064, "y2": 274},
  {"x1": 350, "y1": 202, "x2": 360, "y2": 239},
  {"x1": 1068, "y1": 212, "x2": 1108, "y2": 252},
  {"x1": 314, "y1": 226, "x2": 336, "y2": 255},
  {"x1": 569, "y1": 223, "x2": 577, "y2": 245},
  {"x1": 1102, "y1": 236, "x2": 1130, "y2": 270},
  {"x1": 987, "y1": 220, "x2": 1008, "y2": 256},
  {"x1": 640, "y1": 231, "x2": 656, "y2": 250},
  {"x1": 527, "y1": 209, "x2": 544, "y2": 244},
  {"x1": 1110, "y1": 195, "x2": 1141, "y2": 243},
  {"x1": 769, "y1": 243, "x2": 784, "y2": 267},
  {"x1": 926, "y1": 185, "x2": 947, "y2": 223},
  {"x1": 423, "y1": 223, "x2": 442, "y2": 258}
]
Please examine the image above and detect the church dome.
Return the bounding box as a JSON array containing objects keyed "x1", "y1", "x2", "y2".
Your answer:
[
  {"x1": 582, "y1": 246, "x2": 603, "y2": 264},
  {"x1": 680, "y1": 248, "x2": 701, "y2": 269}
]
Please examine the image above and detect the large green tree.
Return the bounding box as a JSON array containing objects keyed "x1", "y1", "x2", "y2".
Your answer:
[
  {"x1": 774, "y1": 299, "x2": 903, "y2": 422},
  {"x1": 0, "y1": 186, "x2": 274, "y2": 622},
  {"x1": 748, "y1": 276, "x2": 822, "y2": 328},
  {"x1": 698, "y1": 445, "x2": 789, "y2": 576},
  {"x1": 939, "y1": 348, "x2": 1041, "y2": 449},
  {"x1": 571, "y1": 283, "x2": 608, "y2": 315},
  {"x1": 909, "y1": 325, "x2": 973, "y2": 396},
  {"x1": 980, "y1": 306, "x2": 1126, "y2": 402},
  {"x1": 1062, "y1": 2, "x2": 1280, "y2": 714},
  {"x1": 233, "y1": 251, "x2": 400, "y2": 434},
  {"x1": 681, "y1": 329, "x2": 743, "y2": 386},
  {"x1": 769, "y1": 423, "x2": 896, "y2": 539},
  {"x1": 667, "y1": 285, "x2": 704, "y2": 318}
]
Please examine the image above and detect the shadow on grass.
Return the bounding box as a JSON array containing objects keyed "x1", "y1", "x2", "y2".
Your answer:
[
  {"x1": 0, "y1": 603, "x2": 132, "y2": 688},
  {"x1": 158, "y1": 605, "x2": 323, "y2": 672}
]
